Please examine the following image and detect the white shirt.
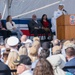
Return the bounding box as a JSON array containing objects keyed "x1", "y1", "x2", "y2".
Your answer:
[
  {"x1": 19, "y1": 70, "x2": 32, "y2": 75},
  {"x1": 6, "y1": 21, "x2": 16, "y2": 31},
  {"x1": 54, "y1": 9, "x2": 63, "y2": 19},
  {"x1": 51, "y1": 17, "x2": 56, "y2": 32},
  {"x1": 51, "y1": 9, "x2": 63, "y2": 33}
]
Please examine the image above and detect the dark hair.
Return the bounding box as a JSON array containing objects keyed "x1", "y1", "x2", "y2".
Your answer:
[
  {"x1": 6, "y1": 15, "x2": 11, "y2": 22},
  {"x1": 40, "y1": 49, "x2": 50, "y2": 58},
  {"x1": 42, "y1": 42, "x2": 50, "y2": 50},
  {"x1": 65, "y1": 47, "x2": 75, "y2": 57},
  {"x1": 41, "y1": 14, "x2": 49, "y2": 24},
  {"x1": 33, "y1": 58, "x2": 54, "y2": 75},
  {"x1": 20, "y1": 55, "x2": 32, "y2": 65}
]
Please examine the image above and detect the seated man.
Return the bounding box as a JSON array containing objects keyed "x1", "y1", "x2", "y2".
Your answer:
[
  {"x1": 28, "y1": 14, "x2": 45, "y2": 37},
  {"x1": 0, "y1": 13, "x2": 11, "y2": 40}
]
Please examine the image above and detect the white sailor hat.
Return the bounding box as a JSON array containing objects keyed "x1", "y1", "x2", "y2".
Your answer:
[
  {"x1": 59, "y1": 4, "x2": 64, "y2": 6},
  {"x1": 7, "y1": 36, "x2": 19, "y2": 46}
]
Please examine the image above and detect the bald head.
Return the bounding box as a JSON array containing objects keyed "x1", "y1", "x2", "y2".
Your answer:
[
  {"x1": 53, "y1": 39, "x2": 60, "y2": 46},
  {"x1": 20, "y1": 35, "x2": 27, "y2": 43},
  {"x1": 32, "y1": 14, "x2": 37, "y2": 20}
]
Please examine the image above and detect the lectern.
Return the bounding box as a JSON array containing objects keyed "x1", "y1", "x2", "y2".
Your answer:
[{"x1": 56, "y1": 14, "x2": 75, "y2": 40}]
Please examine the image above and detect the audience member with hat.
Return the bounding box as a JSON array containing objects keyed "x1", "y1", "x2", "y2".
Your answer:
[
  {"x1": 7, "y1": 36, "x2": 19, "y2": 53},
  {"x1": 13, "y1": 55, "x2": 32, "y2": 75}
]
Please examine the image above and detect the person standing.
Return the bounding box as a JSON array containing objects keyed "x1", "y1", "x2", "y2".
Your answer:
[{"x1": 51, "y1": 4, "x2": 65, "y2": 36}]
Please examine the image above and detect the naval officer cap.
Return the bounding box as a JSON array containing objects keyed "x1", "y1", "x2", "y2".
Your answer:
[
  {"x1": 59, "y1": 3, "x2": 64, "y2": 6},
  {"x1": 7, "y1": 36, "x2": 19, "y2": 46}
]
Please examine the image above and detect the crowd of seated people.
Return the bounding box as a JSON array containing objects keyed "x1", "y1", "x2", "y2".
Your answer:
[
  {"x1": 0, "y1": 34, "x2": 75, "y2": 75},
  {"x1": 0, "y1": 13, "x2": 75, "y2": 75}
]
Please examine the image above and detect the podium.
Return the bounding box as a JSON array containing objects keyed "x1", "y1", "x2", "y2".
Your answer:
[{"x1": 56, "y1": 14, "x2": 75, "y2": 40}]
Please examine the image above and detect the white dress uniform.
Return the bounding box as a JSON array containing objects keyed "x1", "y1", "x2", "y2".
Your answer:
[
  {"x1": 51, "y1": 9, "x2": 64, "y2": 37},
  {"x1": 54, "y1": 9, "x2": 63, "y2": 19}
]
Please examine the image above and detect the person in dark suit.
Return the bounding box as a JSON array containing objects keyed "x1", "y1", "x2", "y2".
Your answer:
[
  {"x1": 64, "y1": 47, "x2": 75, "y2": 75},
  {"x1": 0, "y1": 50, "x2": 11, "y2": 75},
  {"x1": 28, "y1": 14, "x2": 45, "y2": 37},
  {"x1": 0, "y1": 13, "x2": 11, "y2": 40}
]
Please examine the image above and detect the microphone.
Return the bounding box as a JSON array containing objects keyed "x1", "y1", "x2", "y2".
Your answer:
[{"x1": 63, "y1": 9, "x2": 68, "y2": 14}]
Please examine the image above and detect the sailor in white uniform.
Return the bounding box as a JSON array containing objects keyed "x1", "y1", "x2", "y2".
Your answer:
[{"x1": 51, "y1": 4, "x2": 65, "y2": 38}]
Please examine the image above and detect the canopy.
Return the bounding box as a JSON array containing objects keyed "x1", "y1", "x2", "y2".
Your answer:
[{"x1": 0, "y1": 0, "x2": 75, "y2": 19}]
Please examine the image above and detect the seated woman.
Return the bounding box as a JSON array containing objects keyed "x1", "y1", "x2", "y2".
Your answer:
[
  {"x1": 40, "y1": 14, "x2": 53, "y2": 40},
  {"x1": 6, "y1": 15, "x2": 23, "y2": 39}
]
